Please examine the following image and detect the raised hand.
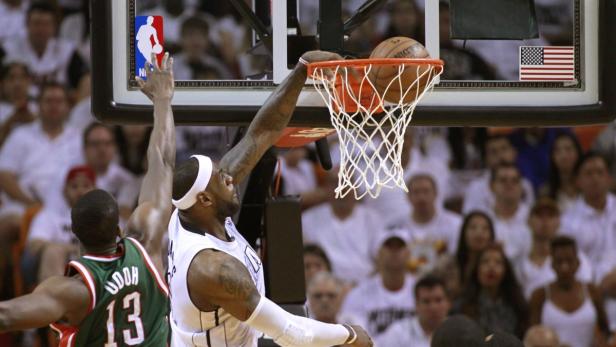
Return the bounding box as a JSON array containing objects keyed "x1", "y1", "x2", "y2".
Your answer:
[
  {"x1": 300, "y1": 50, "x2": 344, "y2": 64},
  {"x1": 136, "y1": 52, "x2": 174, "y2": 101}
]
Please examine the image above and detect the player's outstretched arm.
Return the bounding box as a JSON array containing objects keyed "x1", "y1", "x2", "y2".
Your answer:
[
  {"x1": 219, "y1": 50, "x2": 343, "y2": 184},
  {"x1": 185, "y1": 250, "x2": 373, "y2": 347},
  {"x1": 126, "y1": 52, "x2": 176, "y2": 273},
  {"x1": 0, "y1": 276, "x2": 89, "y2": 332}
]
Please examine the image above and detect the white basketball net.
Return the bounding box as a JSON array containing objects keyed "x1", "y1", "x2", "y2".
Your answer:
[{"x1": 310, "y1": 60, "x2": 443, "y2": 199}]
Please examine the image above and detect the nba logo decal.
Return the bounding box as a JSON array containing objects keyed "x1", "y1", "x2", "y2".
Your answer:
[{"x1": 134, "y1": 15, "x2": 164, "y2": 79}]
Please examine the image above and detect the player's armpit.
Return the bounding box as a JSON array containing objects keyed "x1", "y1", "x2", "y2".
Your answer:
[
  {"x1": 187, "y1": 249, "x2": 261, "y2": 321},
  {"x1": 0, "y1": 276, "x2": 90, "y2": 332}
]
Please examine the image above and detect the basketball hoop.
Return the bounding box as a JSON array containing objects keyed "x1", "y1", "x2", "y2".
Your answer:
[{"x1": 307, "y1": 58, "x2": 444, "y2": 199}]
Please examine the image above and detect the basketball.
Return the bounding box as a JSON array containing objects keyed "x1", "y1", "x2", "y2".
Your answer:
[
  {"x1": 152, "y1": 44, "x2": 163, "y2": 54},
  {"x1": 368, "y1": 37, "x2": 431, "y2": 103}
]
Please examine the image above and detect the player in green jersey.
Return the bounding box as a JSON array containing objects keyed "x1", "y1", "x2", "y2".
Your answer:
[{"x1": 0, "y1": 52, "x2": 176, "y2": 346}]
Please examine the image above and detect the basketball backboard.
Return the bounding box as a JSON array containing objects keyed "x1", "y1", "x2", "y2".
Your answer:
[{"x1": 91, "y1": 0, "x2": 616, "y2": 126}]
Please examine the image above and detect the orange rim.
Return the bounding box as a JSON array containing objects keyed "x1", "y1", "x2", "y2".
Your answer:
[{"x1": 307, "y1": 58, "x2": 444, "y2": 77}]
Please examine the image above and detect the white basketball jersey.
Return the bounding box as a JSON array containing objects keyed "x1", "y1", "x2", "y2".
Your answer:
[{"x1": 167, "y1": 209, "x2": 265, "y2": 347}]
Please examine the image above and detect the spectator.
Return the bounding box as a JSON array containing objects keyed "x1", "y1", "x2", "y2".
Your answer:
[
  {"x1": 488, "y1": 163, "x2": 532, "y2": 259},
  {"x1": 2, "y1": 2, "x2": 82, "y2": 87},
  {"x1": 339, "y1": 230, "x2": 416, "y2": 338},
  {"x1": 529, "y1": 236, "x2": 609, "y2": 347},
  {"x1": 561, "y1": 152, "x2": 615, "y2": 267},
  {"x1": 514, "y1": 198, "x2": 592, "y2": 299},
  {"x1": 452, "y1": 211, "x2": 496, "y2": 297},
  {"x1": 303, "y1": 244, "x2": 332, "y2": 286},
  {"x1": 431, "y1": 315, "x2": 486, "y2": 347},
  {"x1": 0, "y1": 82, "x2": 82, "y2": 261},
  {"x1": 173, "y1": 16, "x2": 232, "y2": 80},
  {"x1": 0, "y1": 62, "x2": 36, "y2": 146},
  {"x1": 302, "y1": 168, "x2": 382, "y2": 284},
  {"x1": 83, "y1": 123, "x2": 138, "y2": 222},
  {"x1": 114, "y1": 125, "x2": 151, "y2": 176},
  {"x1": 401, "y1": 174, "x2": 462, "y2": 273},
  {"x1": 541, "y1": 133, "x2": 583, "y2": 212},
  {"x1": 455, "y1": 244, "x2": 528, "y2": 338},
  {"x1": 509, "y1": 128, "x2": 567, "y2": 192},
  {"x1": 306, "y1": 271, "x2": 345, "y2": 324},
  {"x1": 591, "y1": 121, "x2": 616, "y2": 185},
  {"x1": 0, "y1": 0, "x2": 27, "y2": 44},
  {"x1": 26, "y1": 165, "x2": 95, "y2": 281},
  {"x1": 464, "y1": 135, "x2": 534, "y2": 214},
  {"x1": 376, "y1": 275, "x2": 451, "y2": 347},
  {"x1": 523, "y1": 325, "x2": 560, "y2": 347}
]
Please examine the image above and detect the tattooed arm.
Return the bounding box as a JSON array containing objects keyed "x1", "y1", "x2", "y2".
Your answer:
[
  {"x1": 219, "y1": 50, "x2": 343, "y2": 184},
  {"x1": 186, "y1": 250, "x2": 373, "y2": 347}
]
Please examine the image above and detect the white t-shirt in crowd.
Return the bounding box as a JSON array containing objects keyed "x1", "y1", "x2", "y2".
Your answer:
[
  {"x1": 515, "y1": 250, "x2": 594, "y2": 299},
  {"x1": 3, "y1": 37, "x2": 76, "y2": 85},
  {"x1": 399, "y1": 208, "x2": 463, "y2": 256},
  {"x1": 463, "y1": 171, "x2": 535, "y2": 214},
  {"x1": 339, "y1": 274, "x2": 416, "y2": 339},
  {"x1": 302, "y1": 203, "x2": 382, "y2": 284},
  {"x1": 67, "y1": 98, "x2": 95, "y2": 134},
  {"x1": 489, "y1": 204, "x2": 532, "y2": 260},
  {"x1": 279, "y1": 158, "x2": 317, "y2": 196},
  {"x1": 561, "y1": 195, "x2": 616, "y2": 268},
  {"x1": 28, "y1": 199, "x2": 77, "y2": 245},
  {"x1": 375, "y1": 317, "x2": 431, "y2": 347},
  {"x1": 95, "y1": 162, "x2": 138, "y2": 208},
  {"x1": 0, "y1": 0, "x2": 28, "y2": 44},
  {"x1": 0, "y1": 122, "x2": 83, "y2": 215}
]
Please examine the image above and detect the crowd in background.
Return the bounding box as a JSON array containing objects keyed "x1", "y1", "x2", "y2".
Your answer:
[{"x1": 0, "y1": 0, "x2": 614, "y2": 347}]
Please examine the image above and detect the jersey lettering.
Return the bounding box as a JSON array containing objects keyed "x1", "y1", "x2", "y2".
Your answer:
[{"x1": 104, "y1": 266, "x2": 140, "y2": 294}]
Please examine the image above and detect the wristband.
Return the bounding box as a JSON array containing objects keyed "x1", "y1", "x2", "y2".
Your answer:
[
  {"x1": 298, "y1": 57, "x2": 310, "y2": 66},
  {"x1": 343, "y1": 324, "x2": 357, "y2": 344}
]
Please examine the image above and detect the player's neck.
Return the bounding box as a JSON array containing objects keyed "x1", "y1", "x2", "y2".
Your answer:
[
  {"x1": 84, "y1": 243, "x2": 119, "y2": 256},
  {"x1": 180, "y1": 211, "x2": 228, "y2": 241}
]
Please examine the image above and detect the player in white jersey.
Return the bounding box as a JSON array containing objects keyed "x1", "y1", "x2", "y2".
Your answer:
[{"x1": 167, "y1": 50, "x2": 373, "y2": 347}]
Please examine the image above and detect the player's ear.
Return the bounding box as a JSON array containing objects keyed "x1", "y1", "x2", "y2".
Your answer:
[{"x1": 196, "y1": 191, "x2": 213, "y2": 207}]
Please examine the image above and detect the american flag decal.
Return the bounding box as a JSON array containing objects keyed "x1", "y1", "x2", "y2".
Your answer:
[{"x1": 519, "y1": 46, "x2": 575, "y2": 81}]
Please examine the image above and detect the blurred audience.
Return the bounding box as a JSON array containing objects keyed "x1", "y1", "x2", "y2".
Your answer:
[
  {"x1": 561, "y1": 152, "x2": 615, "y2": 268},
  {"x1": 455, "y1": 244, "x2": 528, "y2": 338},
  {"x1": 278, "y1": 147, "x2": 329, "y2": 210},
  {"x1": 541, "y1": 133, "x2": 583, "y2": 212},
  {"x1": 306, "y1": 271, "x2": 345, "y2": 324},
  {"x1": 592, "y1": 121, "x2": 616, "y2": 185},
  {"x1": 529, "y1": 236, "x2": 609, "y2": 347},
  {"x1": 464, "y1": 135, "x2": 534, "y2": 214},
  {"x1": 400, "y1": 174, "x2": 461, "y2": 273},
  {"x1": 1, "y1": 2, "x2": 83, "y2": 87},
  {"x1": 450, "y1": 211, "x2": 496, "y2": 299},
  {"x1": 514, "y1": 198, "x2": 592, "y2": 299},
  {"x1": 26, "y1": 165, "x2": 94, "y2": 281},
  {"x1": 376, "y1": 275, "x2": 451, "y2": 347},
  {"x1": 0, "y1": 0, "x2": 28, "y2": 44},
  {"x1": 487, "y1": 163, "x2": 532, "y2": 259},
  {"x1": 0, "y1": 62, "x2": 36, "y2": 146},
  {"x1": 523, "y1": 325, "x2": 560, "y2": 347},
  {"x1": 339, "y1": 231, "x2": 416, "y2": 338},
  {"x1": 114, "y1": 125, "x2": 151, "y2": 176},
  {"x1": 302, "y1": 169, "x2": 383, "y2": 285},
  {"x1": 303, "y1": 244, "x2": 332, "y2": 286},
  {"x1": 0, "y1": 83, "x2": 82, "y2": 263},
  {"x1": 82, "y1": 123, "x2": 138, "y2": 222}
]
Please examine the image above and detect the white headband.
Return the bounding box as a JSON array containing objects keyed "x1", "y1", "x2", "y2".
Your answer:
[{"x1": 172, "y1": 155, "x2": 213, "y2": 210}]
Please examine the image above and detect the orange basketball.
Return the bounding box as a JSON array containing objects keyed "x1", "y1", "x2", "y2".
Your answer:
[{"x1": 368, "y1": 37, "x2": 431, "y2": 103}]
